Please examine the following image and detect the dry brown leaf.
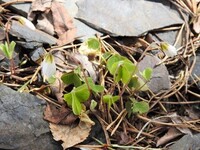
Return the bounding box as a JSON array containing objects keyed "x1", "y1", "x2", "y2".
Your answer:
[
  {"x1": 50, "y1": 121, "x2": 93, "y2": 149},
  {"x1": 28, "y1": 0, "x2": 52, "y2": 20},
  {"x1": 50, "y1": 70, "x2": 65, "y2": 103},
  {"x1": 51, "y1": 1, "x2": 76, "y2": 46},
  {"x1": 70, "y1": 53, "x2": 97, "y2": 82},
  {"x1": 44, "y1": 103, "x2": 78, "y2": 124},
  {"x1": 156, "y1": 128, "x2": 182, "y2": 147}
]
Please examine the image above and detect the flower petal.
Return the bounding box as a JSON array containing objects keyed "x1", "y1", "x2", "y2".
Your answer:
[
  {"x1": 18, "y1": 16, "x2": 36, "y2": 30},
  {"x1": 41, "y1": 53, "x2": 56, "y2": 81},
  {"x1": 160, "y1": 42, "x2": 177, "y2": 57}
]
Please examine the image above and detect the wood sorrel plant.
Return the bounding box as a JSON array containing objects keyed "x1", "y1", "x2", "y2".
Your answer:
[{"x1": 61, "y1": 37, "x2": 153, "y2": 116}]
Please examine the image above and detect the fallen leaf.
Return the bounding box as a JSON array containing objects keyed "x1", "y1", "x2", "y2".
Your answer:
[
  {"x1": 50, "y1": 71, "x2": 65, "y2": 103},
  {"x1": 50, "y1": 121, "x2": 93, "y2": 149},
  {"x1": 70, "y1": 53, "x2": 97, "y2": 82},
  {"x1": 44, "y1": 103, "x2": 78, "y2": 125},
  {"x1": 170, "y1": 113, "x2": 193, "y2": 135},
  {"x1": 51, "y1": 1, "x2": 76, "y2": 45},
  {"x1": 156, "y1": 127, "x2": 182, "y2": 147}
]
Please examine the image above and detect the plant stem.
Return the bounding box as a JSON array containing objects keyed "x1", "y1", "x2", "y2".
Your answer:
[{"x1": 10, "y1": 58, "x2": 15, "y2": 75}]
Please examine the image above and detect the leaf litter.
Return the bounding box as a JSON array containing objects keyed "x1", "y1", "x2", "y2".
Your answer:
[{"x1": 0, "y1": 0, "x2": 200, "y2": 150}]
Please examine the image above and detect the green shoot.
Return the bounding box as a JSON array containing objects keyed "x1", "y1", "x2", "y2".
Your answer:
[{"x1": 0, "y1": 41, "x2": 16, "y2": 74}]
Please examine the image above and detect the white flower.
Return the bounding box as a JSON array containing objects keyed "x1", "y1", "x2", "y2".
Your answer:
[
  {"x1": 41, "y1": 53, "x2": 56, "y2": 82},
  {"x1": 160, "y1": 42, "x2": 177, "y2": 57},
  {"x1": 18, "y1": 16, "x2": 36, "y2": 30}
]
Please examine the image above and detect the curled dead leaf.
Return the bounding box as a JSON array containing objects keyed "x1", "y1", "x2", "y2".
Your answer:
[
  {"x1": 50, "y1": 121, "x2": 94, "y2": 149},
  {"x1": 44, "y1": 103, "x2": 78, "y2": 125},
  {"x1": 156, "y1": 127, "x2": 182, "y2": 147}
]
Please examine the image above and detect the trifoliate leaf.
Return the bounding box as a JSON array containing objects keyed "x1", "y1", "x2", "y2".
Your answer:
[
  {"x1": 107, "y1": 54, "x2": 136, "y2": 84},
  {"x1": 64, "y1": 84, "x2": 90, "y2": 115}
]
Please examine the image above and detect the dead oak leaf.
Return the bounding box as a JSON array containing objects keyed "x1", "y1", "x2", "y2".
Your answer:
[
  {"x1": 50, "y1": 121, "x2": 93, "y2": 149},
  {"x1": 51, "y1": 1, "x2": 76, "y2": 46}
]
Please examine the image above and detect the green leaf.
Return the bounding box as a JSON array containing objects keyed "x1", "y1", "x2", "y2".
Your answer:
[
  {"x1": 141, "y1": 67, "x2": 153, "y2": 81},
  {"x1": 128, "y1": 76, "x2": 140, "y2": 88},
  {"x1": 87, "y1": 77, "x2": 104, "y2": 93},
  {"x1": 103, "y1": 95, "x2": 119, "y2": 109},
  {"x1": 73, "y1": 84, "x2": 90, "y2": 103},
  {"x1": 121, "y1": 60, "x2": 136, "y2": 84},
  {"x1": 90, "y1": 99, "x2": 97, "y2": 111},
  {"x1": 64, "y1": 92, "x2": 73, "y2": 106},
  {"x1": 128, "y1": 75, "x2": 149, "y2": 91},
  {"x1": 61, "y1": 72, "x2": 82, "y2": 87},
  {"x1": 78, "y1": 37, "x2": 101, "y2": 56},
  {"x1": 0, "y1": 41, "x2": 16, "y2": 59},
  {"x1": 64, "y1": 84, "x2": 90, "y2": 115},
  {"x1": 107, "y1": 54, "x2": 136, "y2": 84},
  {"x1": 87, "y1": 38, "x2": 100, "y2": 50},
  {"x1": 9, "y1": 41, "x2": 16, "y2": 56},
  {"x1": 131, "y1": 101, "x2": 149, "y2": 114},
  {"x1": 71, "y1": 92, "x2": 82, "y2": 115},
  {"x1": 107, "y1": 54, "x2": 125, "y2": 73}
]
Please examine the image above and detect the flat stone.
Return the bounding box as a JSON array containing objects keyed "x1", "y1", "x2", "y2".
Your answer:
[
  {"x1": 0, "y1": 85, "x2": 62, "y2": 150},
  {"x1": 77, "y1": 0, "x2": 184, "y2": 36},
  {"x1": 29, "y1": 47, "x2": 46, "y2": 63},
  {"x1": 151, "y1": 30, "x2": 181, "y2": 47},
  {"x1": 169, "y1": 134, "x2": 200, "y2": 150},
  {"x1": 9, "y1": 21, "x2": 57, "y2": 45},
  {"x1": 138, "y1": 55, "x2": 171, "y2": 94}
]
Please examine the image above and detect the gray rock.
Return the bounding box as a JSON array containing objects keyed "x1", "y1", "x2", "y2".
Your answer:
[
  {"x1": 168, "y1": 134, "x2": 200, "y2": 150},
  {"x1": 0, "y1": 0, "x2": 30, "y2": 16},
  {"x1": 9, "y1": 21, "x2": 57, "y2": 45},
  {"x1": 0, "y1": 85, "x2": 62, "y2": 150},
  {"x1": 150, "y1": 30, "x2": 181, "y2": 47},
  {"x1": 29, "y1": 47, "x2": 46, "y2": 63},
  {"x1": 77, "y1": 0, "x2": 184, "y2": 36},
  {"x1": 0, "y1": 0, "x2": 100, "y2": 41},
  {"x1": 138, "y1": 55, "x2": 171, "y2": 93}
]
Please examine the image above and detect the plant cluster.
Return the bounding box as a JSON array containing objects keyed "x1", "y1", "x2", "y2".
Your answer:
[{"x1": 42, "y1": 37, "x2": 153, "y2": 118}]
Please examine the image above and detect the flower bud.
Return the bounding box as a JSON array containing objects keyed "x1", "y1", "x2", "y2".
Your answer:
[{"x1": 160, "y1": 42, "x2": 177, "y2": 57}]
